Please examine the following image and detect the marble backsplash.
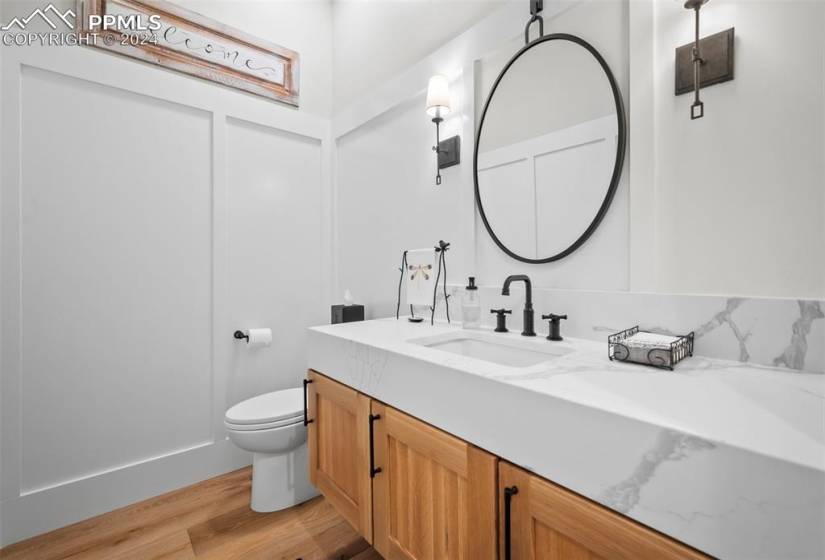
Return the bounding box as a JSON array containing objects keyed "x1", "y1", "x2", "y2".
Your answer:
[{"x1": 436, "y1": 285, "x2": 825, "y2": 374}]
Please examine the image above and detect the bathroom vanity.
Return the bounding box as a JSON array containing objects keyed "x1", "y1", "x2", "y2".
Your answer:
[
  {"x1": 305, "y1": 369, "x2": 703, "y2": 560},
  {"x1": 304, "y1": 15, "x2": 825, "y2": 559},
  {"x1": 306, "y1": 319, "x2": 825, "y2": 560}
]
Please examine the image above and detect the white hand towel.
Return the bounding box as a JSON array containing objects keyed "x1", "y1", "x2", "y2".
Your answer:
[
  {"x1": 405, "y1": 248, "x2": 436, "y2": 306},
  {"x1": 623, "y1": 332, "x2": 680, "y2": 366}
]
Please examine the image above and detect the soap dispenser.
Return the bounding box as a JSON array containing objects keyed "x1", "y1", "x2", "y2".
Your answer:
[{"x1": 461, "y1": 277, "x2": 481, "y2": 329}]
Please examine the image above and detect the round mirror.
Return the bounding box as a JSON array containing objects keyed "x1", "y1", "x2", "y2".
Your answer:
[{"x1": 474, "y1": 34, "x2": 626, "y2": 263}]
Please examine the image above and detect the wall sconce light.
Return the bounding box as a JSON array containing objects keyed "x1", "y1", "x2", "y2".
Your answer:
[
  {"x1": 675, "y1": 0, "x2": 735, "y2": 120},
  {"x1": 426, "y1": 75, "x2": 460, "y2": 186}
]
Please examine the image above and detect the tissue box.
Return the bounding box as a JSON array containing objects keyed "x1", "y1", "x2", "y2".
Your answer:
[{"x1": 331, "y1": 304, "x2": 364, "y2": 324}]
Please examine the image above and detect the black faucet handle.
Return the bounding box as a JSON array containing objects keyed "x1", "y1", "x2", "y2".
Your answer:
[
  {"x1": 541, "y1": 313, "x2": 568, "y2": 321},
  {"x1": 542, "y1": 313, "x2": 567, "y2": 341},
  {"x1": 490, "y1": 308, "x2": 512, "y2": 333}
]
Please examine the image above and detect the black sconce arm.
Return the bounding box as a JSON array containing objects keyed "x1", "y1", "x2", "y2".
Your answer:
[
  {"x1": 432, "y1": 116, "x2": 444, "y2": 185},
  {"x1": 686, "y1": 0, "x2": 708, "y2": 120}
]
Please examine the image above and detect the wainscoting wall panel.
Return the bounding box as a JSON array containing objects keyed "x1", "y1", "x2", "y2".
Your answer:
[
  {"x1": 20, "y1": 66, "x2": 214, "y2": 495},
  {"x1": 0, "y1": 44, "x2": 331, "y2": 547},
  {"x1": 225, "y1": 117, "x2": 325, "y2": 404}
]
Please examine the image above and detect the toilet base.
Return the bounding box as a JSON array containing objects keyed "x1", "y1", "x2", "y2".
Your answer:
[{"x1": 250, "y1": 442, "x2": 318, "y2": 513}]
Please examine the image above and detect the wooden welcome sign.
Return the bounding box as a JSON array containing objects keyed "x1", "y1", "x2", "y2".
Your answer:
[{"x1": 76, "y1": 0, "x2": 300, "y2": 106}]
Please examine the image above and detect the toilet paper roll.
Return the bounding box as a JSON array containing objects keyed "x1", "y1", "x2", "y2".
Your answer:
[{"x1": 247, "y1": 328, "x2": 272, "y2": 348}]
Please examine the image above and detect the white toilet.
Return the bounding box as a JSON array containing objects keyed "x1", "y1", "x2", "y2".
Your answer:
[{"x1": 225, "y1": 388, "x2": 318, "y2": 512}]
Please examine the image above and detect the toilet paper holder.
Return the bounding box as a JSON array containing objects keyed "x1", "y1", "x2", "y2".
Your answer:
[{"x1": 233, "y1": 328, "x2": 273, "y2": 347}]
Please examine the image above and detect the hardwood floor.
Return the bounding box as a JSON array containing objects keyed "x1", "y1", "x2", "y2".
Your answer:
[{"x1": 0, "y1": 467, "x2": 383, "y2": 560}]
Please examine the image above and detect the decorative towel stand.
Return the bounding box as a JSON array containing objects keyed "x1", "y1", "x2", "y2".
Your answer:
[
  {"x1": 396, "y1": 240, "x2": 451, "y2": 325},
  {"x1": 395, "y1": 250, "x2": 417, "y2": 321}
]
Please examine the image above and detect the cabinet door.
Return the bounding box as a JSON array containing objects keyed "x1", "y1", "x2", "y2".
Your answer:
[
  {"x1": 499, "y1": 462, "x2": 709, "y2": 560},
  {"x1": 371, "y1": 402, "x2": 497, "y2": 560},
  {"x1": 306, "y1": 370, "x2": 373, "y2": 542}
]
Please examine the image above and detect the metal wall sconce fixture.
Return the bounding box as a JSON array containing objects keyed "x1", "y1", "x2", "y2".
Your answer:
[
  {"x1": 426, "y1": 75, "x2": 460, "y2": 185},
  {"x1": 675, "y1": 0, "x2": 735, "y2": 120}
]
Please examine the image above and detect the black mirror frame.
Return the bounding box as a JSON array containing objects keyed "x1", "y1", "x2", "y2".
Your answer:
[{"x1": 473, "y1": 33, "x2": 627, "y2": 264}]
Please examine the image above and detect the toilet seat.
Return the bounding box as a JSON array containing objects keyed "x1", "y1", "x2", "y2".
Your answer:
[
  {"x1": 225, "y1": 388, "x2": 304, "y2": 428},
  {"x1": 225, "y1": 415, "x2": 303, "y2": 432}
]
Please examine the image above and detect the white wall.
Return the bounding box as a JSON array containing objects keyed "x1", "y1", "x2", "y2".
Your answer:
[
  {"x1": 333, "y1": 0, "x2": 631, "y2": 314},
  {"x1": 332, "y1": 0, "x2": 505, "y2": 112},
  {"x1": 0, "y1": 1, "x2": 332, "y2": 545},
  {"x1": 331, "y1": 1, "x2": 552, "y2": 317},
  {"x1": 336, "y1": 90, "x2": 466, "y2": 318},
  {"x1": 647, "y1": 0, "x2": 825, "y2": 298},
  {"x1": 334, "y1": 0, "x2": 825, "y2": 306},
  {"x1": 17, "y1": 67, "x2": 216, "y2": 495}
]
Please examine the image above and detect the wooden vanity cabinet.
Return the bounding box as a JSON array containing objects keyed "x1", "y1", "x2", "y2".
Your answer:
[
  {"x1": 306, "y1": 370, "x2": 373, "y2": 542},
  {"x1": 498, "y1": 462, "x2": 709, "y2": 560},
  {"x1": 370, "y1": 402, "x2": 498, "y2": 560},
  {"x1": 307, "y1": 371, "x2": 707, "y2": 560}
]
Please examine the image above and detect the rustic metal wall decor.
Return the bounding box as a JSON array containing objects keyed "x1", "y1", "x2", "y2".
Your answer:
[
  {"x1": 675, "y1": 0, "x2": 734, "y2": 120},
  {"x1": 77, "y1": 0, "x2": 300, "y2": 106},
  {"x1": 675, "y1": 28, "x2": 734, "y2": 96}
]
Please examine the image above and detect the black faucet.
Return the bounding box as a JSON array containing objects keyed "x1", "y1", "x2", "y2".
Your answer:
[{"x1": 501, "y1": 275, "x2": 536, "y2": 337}]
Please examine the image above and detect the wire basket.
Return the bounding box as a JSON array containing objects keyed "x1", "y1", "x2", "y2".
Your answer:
[{"x1": 608, "y1": 326, "x2": 694, "y2": 370}]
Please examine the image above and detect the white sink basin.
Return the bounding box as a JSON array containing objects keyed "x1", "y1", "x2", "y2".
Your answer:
[{"x1": 409, "y1": 330, "x2": 574, "y2": 368}]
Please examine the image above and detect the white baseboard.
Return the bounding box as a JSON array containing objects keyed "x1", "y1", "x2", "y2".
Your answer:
[{"x1": 0, "y1": 439, "x2": 250, "y2": 548}]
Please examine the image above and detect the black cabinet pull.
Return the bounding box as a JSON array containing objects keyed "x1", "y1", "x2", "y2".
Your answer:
[
  {"x1": 302, "y1": 379, "x2": 314, "y2": 426},
  {"x1": 504, "y1": 485, "x2": 519, "y2": 560},
  {"x1": 369, "y1": 413, "x2": 382, "y2": 478}
]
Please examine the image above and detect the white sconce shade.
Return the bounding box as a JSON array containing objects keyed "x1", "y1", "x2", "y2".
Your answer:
[{"x1": 426, "y1": 74, "x2": 451, "y2": 118}]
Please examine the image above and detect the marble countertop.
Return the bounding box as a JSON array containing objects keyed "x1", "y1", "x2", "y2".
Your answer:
[{"x1": 307, "y1": 318, "x2": 825, "y2": 560}]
